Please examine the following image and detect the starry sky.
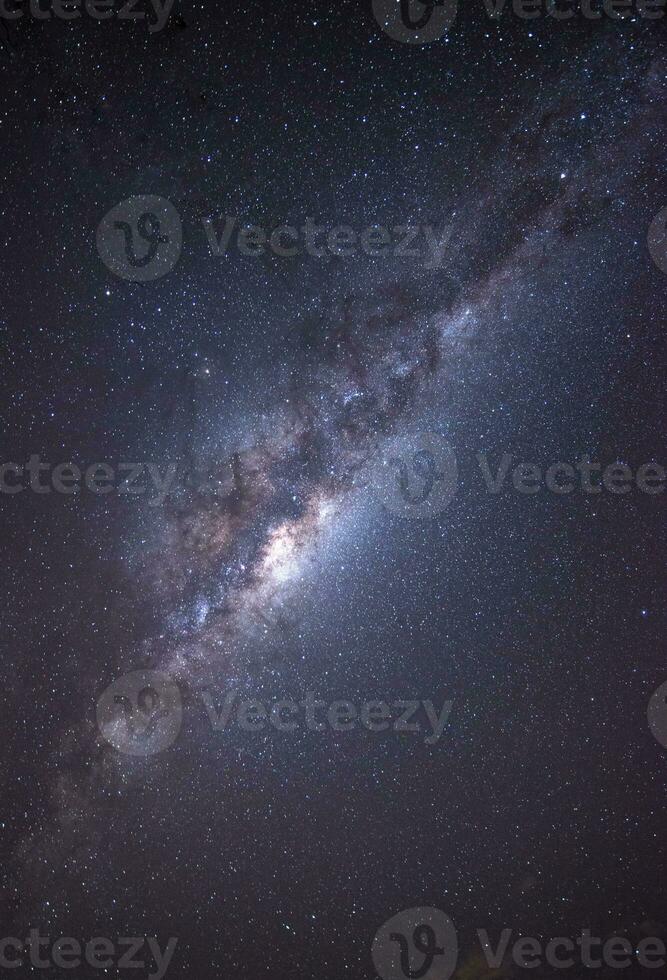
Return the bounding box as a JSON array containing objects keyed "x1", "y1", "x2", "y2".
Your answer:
[{"x1": 1, "y1": 1, "x2": 666, "y2": 978}]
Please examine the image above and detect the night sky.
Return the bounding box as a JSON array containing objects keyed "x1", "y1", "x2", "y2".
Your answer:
[{"x1": 1, "y1": 1, "x2": 667, "y2": 978}]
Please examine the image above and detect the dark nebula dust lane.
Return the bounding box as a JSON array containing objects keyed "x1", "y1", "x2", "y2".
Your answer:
[{"x1": 1, "y1": 4, "x2": 666, "y2": 979}]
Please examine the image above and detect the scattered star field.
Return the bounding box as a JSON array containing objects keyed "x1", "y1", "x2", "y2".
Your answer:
[{"x1": 1, "y1": 1, "x2": 666, "y2": 978}]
